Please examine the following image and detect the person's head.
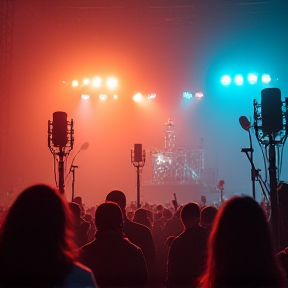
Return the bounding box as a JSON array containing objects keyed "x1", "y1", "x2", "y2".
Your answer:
[
  {"x1": 73, "y1": 196, "x2": 82, "y2": 204},
  {"x1": 0, "y1": 184, "x2": 75, "y2": 286},
  {"x1": 203, "y1": 196, "x2": 284, "y2": 288},
  {"x1": 154, "y1": 211, "x2": 163, "y2": 221},
  {"x1": 180, "y1": 202, "x2": 200, "y2": 229},
  {"x1": 95, "y1": 202, "x2": 123, "y2": 232},
  {"x1": 163, "y1": 208, "x2": 173, "y2": 221},
  {"x1": 126, "y1": 211, "x2": 134, "y2": 220},
  {"x1": 133, "y1": 208, "x2": 151, "y2": 229},
  {"x1": 133, "y1": 208, "x2": 147, "y2": 221},
  {"x1": 156, "y1": 204, "x2": 164, "y2": 213},
  {"x1": 106, "y1": 190, "x2": 126, "y2": 212},
  {"x1": 69, "y1": 202, "x2": 82, "y2": 219},
  {"x1": 200, "y1": 205, "x2": 218, "y2": 230}
]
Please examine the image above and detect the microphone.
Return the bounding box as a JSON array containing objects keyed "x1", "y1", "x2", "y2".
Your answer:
[
  {"x1": 48, "y1": 111, "x2": 74, "y2": 195},
  {"x1": 239, "y1": 116, "x2": 251, "y2": 131},
  {"x1": 134, "y1": 144, "x2": 143, "y2": 162},
  {"x1": 131, "y1": 144, "x2": 146, "y2": 209},
  {"x1": 52, "y1": 111, "x2": 68, "y2": 148}
]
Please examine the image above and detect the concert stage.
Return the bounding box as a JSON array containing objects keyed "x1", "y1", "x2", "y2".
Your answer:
[{"x1": 141, "y1": 183, "x2": 205, "y2": 205}]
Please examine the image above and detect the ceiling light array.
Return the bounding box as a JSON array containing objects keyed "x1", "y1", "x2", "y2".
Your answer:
[
  {"x1": 64, "y1": 76, "x2": 120, "y2": 100},
  {"x1": 70, "y1": 76, "x2": 118, "y2": 89},
  {"x1": 63, "y1": 78, "x2": 205, "y2": 101},
  {"x1": 220, "y1": 73, "x2": 272, "y2": 86}
]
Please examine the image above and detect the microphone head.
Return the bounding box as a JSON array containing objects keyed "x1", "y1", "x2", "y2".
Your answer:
[
  {"x1": 239, "y1": 116, "x2": 251, "y2": 131},
  {"x1": 81, "y1": 142, "x2": 89, "y2": 151},
  {"x1": 52, "y1": 111, "x2": 68, "y2": 147}
]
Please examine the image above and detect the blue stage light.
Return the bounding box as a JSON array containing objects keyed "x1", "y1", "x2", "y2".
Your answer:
[
  {"x1": 262, "y1": 74, "x2": 271, "y2": 84},
  {"x1": 183, "y1": 91, "x2": 193, "y2": 99},
  {"x1": 234, "y1": 75, "x2": 244, "y2": 85},
  {"x1": 220, "y1": 75, "x2": 231, "y2": 86},
  {"x1": 247, "y1": 73, "x2": 258, "y2": 85}
]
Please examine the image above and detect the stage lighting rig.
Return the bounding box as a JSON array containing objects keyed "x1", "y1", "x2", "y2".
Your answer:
[{"x1": 48, "y1": 111, "x2": 74, "y2": 195}]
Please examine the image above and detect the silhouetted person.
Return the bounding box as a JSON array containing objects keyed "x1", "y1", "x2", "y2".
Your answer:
[
  {"x1": 80, "y1": 202, "x2": 148, "y2": 287},
  {"x1": 154, "y1": 208, "x2": 183, "y2": 287},
  {"x1": 201, "y1": 196, "x2": 285, "y2": 288},
  {"x1": 276, "y1": 247, "x2": 288, "y2": 286},
  {"x1": 0, "y1": 184, "x2": 97, "y2": 288},
  {"x1": 69, "y1": 202, "x2": 90, "y2": 247},
  {"x1": 162, "y1": 208, "x2": 183, "y2": 240},
  {"x1": 106, "y1": 190, "x2": 156, "y2": 284},
  {"x1": 133, "y1": 208, "x2": 152, "y2": 230},
  {"x1": 166, "y1": 202, "x2": 209, "y2": 288},
  {"x1": 152, "y1": 210, "x2": 167, "y2": 286},
  {"x1": 200, "y1": 205, "x2": 218, "y2": 233},
  {"x1": 73, "y1": 196, "x2": 85, "y2": 217}
]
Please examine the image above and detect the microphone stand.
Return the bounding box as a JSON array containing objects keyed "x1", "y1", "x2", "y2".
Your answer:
[
  {"x1": 58, "y1": 148, "x2": 65, "y2": 195},
  {"x1": 66, "y1": 143, "x2": 88, "y2": 201},
  {"x1": 268, "y1": 135, "x2": 280, "y2": 250},
  {"x1": 241, "y1": 128, "x2": 256, "y2": 199},
  {"x1": 241, "y1": 147, "x2": 269, "y2": 202},
  {"x1": 71, "y1": 165, "x2": 78, "y2": 202},
  {"x1": 48, "y1": 113, "x2": 74, "y2": 196},
  {"x1": 131, "y1": 149, "x2": 146, "y2": 209}
]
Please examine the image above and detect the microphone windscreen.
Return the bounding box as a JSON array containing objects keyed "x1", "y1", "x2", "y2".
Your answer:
[
  {"x1": 239, "y1": 116, "x2": 251, "y2": 131},
  {"x1": 134, "y1": 144, "x2": 143, "y2": 162},
  {"x1": 261, "y1": 88, "x2": 282, "y2": 134},
  {"x1": 52, "y1": 111, "x2": 68, "y2": 147}
]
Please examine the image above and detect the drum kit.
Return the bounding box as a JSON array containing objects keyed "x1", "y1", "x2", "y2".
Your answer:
[{"x1": 150, "y1": 148, "x2": 203, "y2": 184}]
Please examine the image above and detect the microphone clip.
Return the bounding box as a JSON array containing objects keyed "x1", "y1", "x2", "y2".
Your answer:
[{"x1": 241, "y1": 148, "x2": 254, "y2": 153}]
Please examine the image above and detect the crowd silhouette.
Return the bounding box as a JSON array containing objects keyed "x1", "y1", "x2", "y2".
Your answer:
[{"x1": 0, "y1": 184, "x2": 288, "y2": 288}]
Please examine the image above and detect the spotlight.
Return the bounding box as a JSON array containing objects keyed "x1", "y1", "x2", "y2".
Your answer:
[
  {"x1": 83, "y1": 78, "x2": 90, "y2": 85},
  {"x1": 234, "y1": 75, "x2": 244, "y2": 85},
  {"x1": 99, "y1": 94, "x2": 107, "y2": 101},
  {"x1": 147, "y1": 93, "x2": 156, "y2": 100},
  {"x1": 81, "y1": 94, "x2": 90, "y2": 100},
  {"x1": 248, "y1": 73, "x2": 258, "y2": 85},
  {"x1": 183, "y1": 91, "x2": 193, "y2": 99},
  {"x1": 133, "y1": 93, "x2": 142, "y2": 102},
  {"x1": 220, "y1": 75, "x2": 231, "y2": 86},
  {"x1": 92, "y1": 77, "x2": 102, "y2": 87},
  {"x1": 262, "y1": 74, "x2": 271, "y2": 84},
  {"x1": 72, "y1": 80, "x2": 79, "y2": 87},
  {"x1": 106, "y1": 77, "x2": 117, "y2": 89},
  {"x1": 195, "y1": 92, "x2": 204, "y2": 98},
  {"x1": 112, "y1": 94, "x2": 118, "y2": 100}
]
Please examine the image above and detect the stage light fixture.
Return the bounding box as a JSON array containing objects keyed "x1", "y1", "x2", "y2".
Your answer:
[
  {"x1": 234, "y1": 75, "x2": 244, "y2": 85},
  {"x1": 106, "y1": 77, "x2": 117, "y2": 89},
  {"x1": 83, "y1": 78, "x2": 90, "y2": 85},
  {"x1": 133, "y1": 93, "x2": 142, "y2": 102},
  {"x1": 112, "y1": 94, "x2": 118, "y2": 99},
  {"x1": 99, "y1": 94, "x2": 107, "y2": 101},
  {"x1": 148, "y1": 93, "x2": 156, "y2": 100},
  {"x1": 72, "y1": 80, "x2": 79, "y2": 87},
  {"x1": 81, "y1": 94, "x2": 90, "y2": 100},
  {"x1": 195, "y1": 92, "x2": 204, "y2": 98},
  {"x1": 262, "y1": 74, "x2": 271, "y2": 84},
  {"x1": 92, "y1": 77, "x2": 102, "y2": 87},
  {"x1": 220, "y1": 75, "x2": 231, "y2": 86},
  {"x1": 248, "y1": 73, "x2": 258, "y2": 85},
  {"x1": 183, "y1": 91, "x2": 193, "y2": 99}
]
